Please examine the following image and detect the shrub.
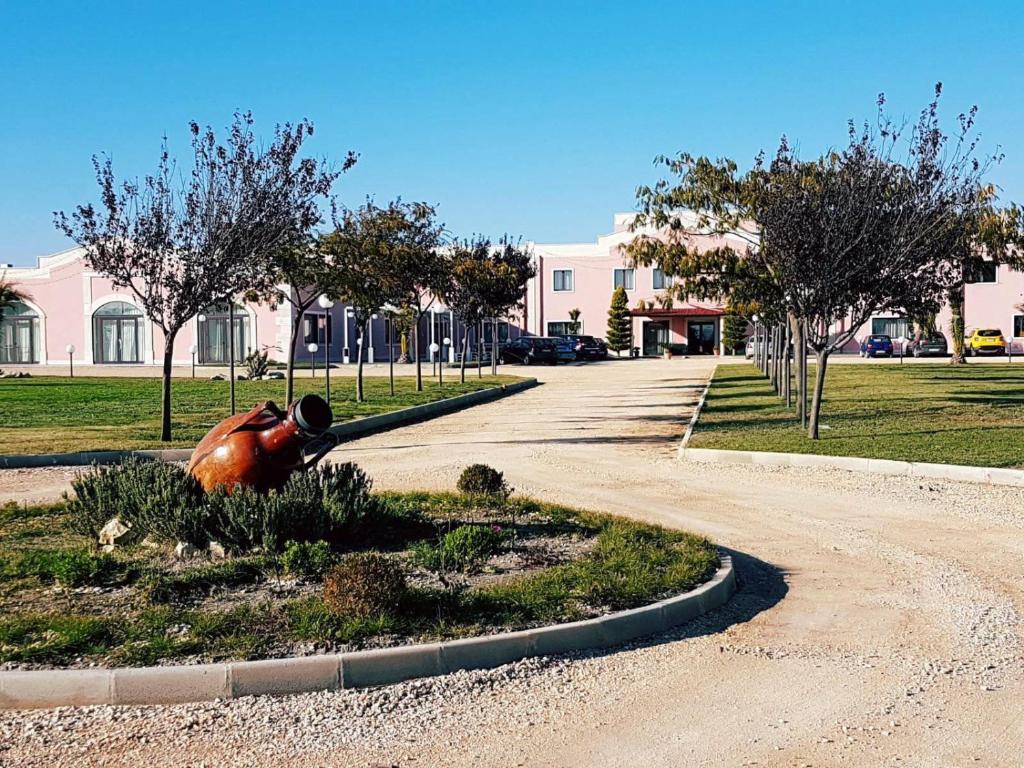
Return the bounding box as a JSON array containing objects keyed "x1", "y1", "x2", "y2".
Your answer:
[
  {"x1": 206, "y1": 463, "x2": 379, "y2": 553},
  {"x1": 282, "y1": 540, "x2": 335, "y2": 580},
  {"x1": 65, "y1": 459, "x2": 207, "y2": 547},
  {"x1": 244, "y1": 349, "x2": 270, "y2": 380},
  {"x1": 456, "y1": 464, "x2": 511, "y2": 499},
  {"x1": 323, "y1": 553, "x2": 407, "y2": 618},
  {"x1": 412, "y1": 524, "x2": 507, "y2": 574}
]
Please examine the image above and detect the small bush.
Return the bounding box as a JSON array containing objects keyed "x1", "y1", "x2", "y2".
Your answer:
[
  {"x1": 207, "y1": 462, "x2": 379, "y2": 553},
  {"x1": 244, "y1": 349, "x2": 270, "y2": 380},
  {"x1": 282, "y1": 540, "x2": 335, "y2": 580},
  {"x1": 65, "y1": 459, "x2": 207, "y2": 547},
  {"x1": 323, "y1": 553, "x2": 407, "y2": 618},
  {"x1": 456, "y1": 464, "x2": 511, "y2": 498},
  {"x1": 412, "y1": 524, "x2": 507, "y2": 574}
]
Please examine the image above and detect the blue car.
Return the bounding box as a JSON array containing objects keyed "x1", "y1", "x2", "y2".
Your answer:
[{"x1": 860, "y1": 334, "x2": 894, "y2": 358}]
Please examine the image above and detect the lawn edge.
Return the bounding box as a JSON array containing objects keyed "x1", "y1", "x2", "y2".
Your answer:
[
  {"x1": 679, "y1": 446, "x2": 1024, "y2": 487},
  {"x1": 0, "y1": 378, "x2": 538, "y2": 469},
  {"x1": 0, "y1": 552, "x2": 735, "y2": 710}
]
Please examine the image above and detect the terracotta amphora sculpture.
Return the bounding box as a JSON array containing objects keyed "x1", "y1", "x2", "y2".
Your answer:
[{"x1": 188, "y1": 395, "x2": 336, "y2": 493}]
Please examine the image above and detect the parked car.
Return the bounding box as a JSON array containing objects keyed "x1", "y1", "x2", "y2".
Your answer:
[
  {"x1": 908, "y1": 332, "x2": 948, "y2": 357},
  {"x1": 860, "y1": 334, "x2": 894, "y2": 357},
  {"x1": 560, "y1": 334, "x2": 608, "y2": 360},
  {"x1": 554, "y1": 337, "x2": 577, "y2": 363},
  {"x1": 967, "y1": 328, "x2": 1007, "y2": 356},
  {"x1": 499, "y1": 336, "x2": 560, "y2": 365},
  {"x1": 745, "y1": 337, "x2": 755, "y2": 359}
]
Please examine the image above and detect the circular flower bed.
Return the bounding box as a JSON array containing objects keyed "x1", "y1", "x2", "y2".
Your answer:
[{"x1": 0, "y1": 463, "x2": 719, "y2": 670}]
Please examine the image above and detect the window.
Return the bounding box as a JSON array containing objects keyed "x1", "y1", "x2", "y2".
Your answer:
[
  {"x1": 198, "y1": 302, "x2": 250, "y2": 364},
  {"x1": 302, "y1": 312, "x2": 332, "y2": 345},
  {"x1": 613, "y1": 268, "x2": 635, "y2": 290},
  {"x1": 967, "y1": 262, "x2": 997, "y2": 283},
  {"x1": 652, "y1": 268, "x2": 673, "y2": 290},
  {"x1": 552, "y1": 269, "x2": 573, "y2": 292},
  {"x1": 1014, "y1": 316, "x2": 1024, "y2": 338},
  {"x1": 871, "y1": 317, "x2": 909, "y2": 338},
  {"x1": 92, "y1": 301, "x2": 144, "y2": 364},
  {"x1": 0, "y1": 301, "x2": 38, "y2": 364},
  {"x1": 547, "y1": 321, "x2": 574, "y2": 336},
  {"x1": 483, "y1": 321, "x2": 510, "y2": 344}
]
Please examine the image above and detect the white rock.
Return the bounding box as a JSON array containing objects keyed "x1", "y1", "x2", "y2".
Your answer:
[
  {"x1": 98, "y1": 517, "x2": 132, "y2": 551},
  {"x1": 174, "y1": 542, "x2": 198, "y2": 560}
]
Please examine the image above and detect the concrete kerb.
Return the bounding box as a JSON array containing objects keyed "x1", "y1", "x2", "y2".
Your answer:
[
  {"x1": 0, "y1": 379, "x2": 539, "y2": 470},
  {"x1": 676, "y1": 376, "x2": 713, "y2": 457},
  {"x1": 0, "y1": 555, "x2": 735, "y2": 710},
  {"x1": 680, "y1": 446, "x2": 1024, "y2": 487}
]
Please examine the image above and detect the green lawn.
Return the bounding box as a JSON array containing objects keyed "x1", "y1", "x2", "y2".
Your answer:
[
  {"x1": 690, "y1": 362, "x2": 1024, "y2": 468},
  {"x1": 0, "y1": 374, "x2": 520, "y2": 455}
]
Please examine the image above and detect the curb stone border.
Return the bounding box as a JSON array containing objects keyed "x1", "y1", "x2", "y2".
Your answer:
[
  {"x1": 0, "y1": 554, "x2": 735, "y2": 710},
  {"x1": 0, "y1": 379, "x2": 539, "y2": 470},
  {"x1": 677, "y1": 378, "x2": 712, "y2": 456},
  {"x1": 679, "y1": 447, "x2": 1024, "y2": 487}
]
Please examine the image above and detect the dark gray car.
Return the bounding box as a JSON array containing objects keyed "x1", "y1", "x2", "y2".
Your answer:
[{"x1": 909, "y1": 333, "x2": 948, "y2": 357}]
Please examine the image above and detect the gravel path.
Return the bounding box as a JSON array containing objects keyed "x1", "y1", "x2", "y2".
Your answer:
[{"x1": 3, "y1": 359, "x2": 1023, "y2": 767}]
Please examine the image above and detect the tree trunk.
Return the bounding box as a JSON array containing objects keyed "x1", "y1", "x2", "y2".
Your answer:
[
  {"x1": 801, "y1": 320, "x2": 809, "y2": 429},
  {"x1": 769, "y1": 327, "x2": 778, "y2": 391},
  {"x1": 228, "y1": 300, "x2": 236, "y2": 415},
  {"x1": 491, "y1": 318, "x2": 498, "y2": 377},
  {"x1": 784, "y1": 319, "x2": 792, "y2": 407},
  {"x1": 285, "y1": 306, "x2": 304, "y2": 406},
  {"x1": 413, "y1": 314, "x2": 423, "y2": 391},
  {"x1": 477, "y1": 321, "x2": 483, "y2": 378},
  {"x1": 949, "y1": 284, "x2": 966, "y2": 364},
  {"x1": 159, "y1": 329, "x2": 178, "y2": 442},
  {"x1": 790, "y1": 315, "x2": 804, "y2": 422},
  {"x1": 460, "y1": 326, "x2": 469, "y2": 383},
  {"x1": 808, "y1": 349, "x2": 830, "y2": 440},
  {"x1": 356, "y1": 318, "x2": 368, "y2": 403}
]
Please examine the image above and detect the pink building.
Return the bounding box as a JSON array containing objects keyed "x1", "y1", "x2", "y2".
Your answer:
[
  {"x1": 5, "y1": 215, "x2": 1023, "y2": 367},
  {"x1": 524, "y1": 212, "x2": 747, "y2": 355},
  {"x1": 0, "y1": 247, "x2": 502, "y2": 369}
]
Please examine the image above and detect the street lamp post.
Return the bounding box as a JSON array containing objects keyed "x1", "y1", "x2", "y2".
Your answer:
[
  {"x1": 382, "y1": 303, "x2": 399, "y2": 397},
  {"x1": 343, "y1": 307, "x2": 354, "y2": 364},
  {"x1": 751, "y1": 314, "x2": 761, "y2": 371},
  {"x1": 188, "y1": 344, "x2": 198, "y2": 378},
  {"x1": 307, "y1": 342, "x2": 318, "y2": 379},
  {"x1": 441, "y1": 337, "x2": 451, "y2": 386},
  {"x1": 429, "y1": 342, "x2": 440, "y2": 385},
  {"x1": 318, "y1": 296, "x2": 334, "y2": 402},
  {"x1": 66, "y1": 344, "x2": 75, "y2": 378}
]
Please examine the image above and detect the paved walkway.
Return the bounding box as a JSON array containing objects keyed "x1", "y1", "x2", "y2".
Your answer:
[{"x1": 3, "y1": 357, "x2": 1023, "y2": 766}]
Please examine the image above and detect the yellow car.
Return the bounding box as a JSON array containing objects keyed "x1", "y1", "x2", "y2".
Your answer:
[{"x1": 967, "y1": 328, "x2": 1007, "y2": 356}]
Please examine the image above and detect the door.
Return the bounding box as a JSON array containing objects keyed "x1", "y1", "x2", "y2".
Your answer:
[
  {"x1": 687, "y1": 321, "x2": 716, "y2": 354},
  {"x1": 642, "y1": 321, "x2": 669, "y2": 356}
]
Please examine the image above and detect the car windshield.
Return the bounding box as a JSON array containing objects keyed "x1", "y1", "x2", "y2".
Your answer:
[
  {"x1": 534, "y1": 339, "x2": 556, "y2": 349},
  {"x1": 869, "y1": 335, "x2": 891, "y2": 343},
  {"x1": 925, "y1": 334, "x2": 945, "y2": 343},
  {"x1": 978, "y1": 329, "x2": 1001, "y2": 337}
]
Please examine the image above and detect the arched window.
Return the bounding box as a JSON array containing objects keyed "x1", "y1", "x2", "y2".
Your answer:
[
  {"x1": 0, "y1": 301, "x2": 39, "y2": 364},
  {"x1": 198, "y1": 302, "x2": 250, "y2": 364},
  {"x1": 93, "y1": 301, "x2": 144, "y2": 364}
]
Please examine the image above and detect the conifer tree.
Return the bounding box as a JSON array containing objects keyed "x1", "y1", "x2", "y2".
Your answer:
[{"x1": 605, "y1": 286, "x2": 632, "y2": 355}]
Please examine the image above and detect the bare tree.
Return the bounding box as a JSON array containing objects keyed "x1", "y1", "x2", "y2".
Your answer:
[{"x1": 56, "y1": 113, "x2": 341, "y2": 440}]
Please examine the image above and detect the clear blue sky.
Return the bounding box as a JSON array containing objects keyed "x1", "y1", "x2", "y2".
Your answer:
[{"x1": 2, "y1": 1, "x2": 1022, "y2": 265}]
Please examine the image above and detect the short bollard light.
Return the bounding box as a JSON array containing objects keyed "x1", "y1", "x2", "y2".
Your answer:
[
  {"x1": 66, "y1": 344, "x2": 76, "y2": 378},
  {"x1": 307, "y1": 342, "x2": 318, "y2": 378},
  {"x1": 188, "y1": 343, "x2": 198, "y2": 378}
]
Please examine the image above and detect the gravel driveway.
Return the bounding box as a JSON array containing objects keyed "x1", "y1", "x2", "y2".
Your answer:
[{"x1": 2, "y1": 358, "x2": 1023, "y2": 767}]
